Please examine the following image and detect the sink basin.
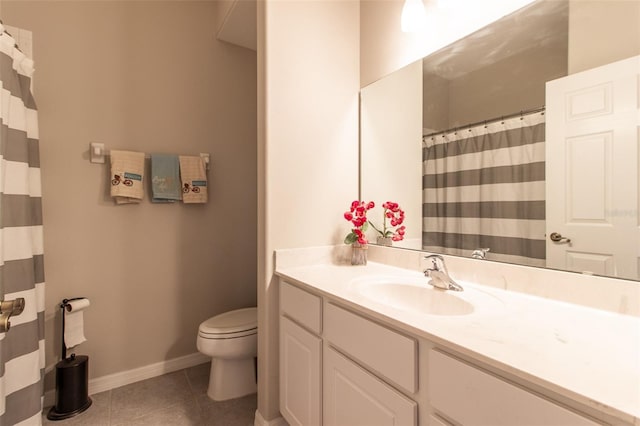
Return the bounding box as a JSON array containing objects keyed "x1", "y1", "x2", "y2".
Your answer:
[
  {"x1": 349, "y1": 276, "x2": 504, "y2": 317},
  {"x1": 362, "y1": 283, "x2": 474, "y2": 315}
]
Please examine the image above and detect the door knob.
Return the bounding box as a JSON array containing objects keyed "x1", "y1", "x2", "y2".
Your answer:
[
  {"x1": 0, "y1": 298, "x2": 26, "y2": 332},
  {"x1": 550, "y1": 232, "x2": 571, "y2": 243}
]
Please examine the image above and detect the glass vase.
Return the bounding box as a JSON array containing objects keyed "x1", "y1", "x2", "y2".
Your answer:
[
  {"x1": 376, "y1": 236, "x2": 393, "y2": 246},
  {"x1": 351, "y1": 242, "x2": 368, "y2": 265}
]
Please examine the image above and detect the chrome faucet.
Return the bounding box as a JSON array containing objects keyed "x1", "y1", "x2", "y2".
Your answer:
[
  {"x1": 423, "y1": 254, "x2": 463, "y2": 291},
  {"x1": 471, "y1": 248, "x2": 490, "y2": 260}
]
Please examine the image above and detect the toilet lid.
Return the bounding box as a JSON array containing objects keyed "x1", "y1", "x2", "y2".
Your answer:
[{"x1": 199, "y1": 307, "x2": 257, "y2": 335}]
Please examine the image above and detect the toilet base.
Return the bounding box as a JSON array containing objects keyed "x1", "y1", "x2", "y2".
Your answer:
[{"x1": 208, "y1": 357, "x2": 257, "y2": 401}]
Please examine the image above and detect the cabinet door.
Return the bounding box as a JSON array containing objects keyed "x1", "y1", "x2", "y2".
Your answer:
[
  {"x1": 324, "y1": 346, "x2": 417, "y2": 426},
  {"x1": 280, "y1": 317, "x2": 322, "y2": 426}
]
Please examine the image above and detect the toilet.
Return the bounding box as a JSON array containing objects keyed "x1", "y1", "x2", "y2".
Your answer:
[{"x1": 196, "y1": 307, "x2": 258, "y2": 401}]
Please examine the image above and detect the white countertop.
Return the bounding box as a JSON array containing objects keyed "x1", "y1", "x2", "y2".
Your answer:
[{"x1": 275, "y1": 261, "x2": 640, "y2": 425}]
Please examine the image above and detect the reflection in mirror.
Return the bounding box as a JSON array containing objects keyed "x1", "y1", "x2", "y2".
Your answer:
[{"x1": 360, "y1": 0, "x2": 640, "y2": 280}]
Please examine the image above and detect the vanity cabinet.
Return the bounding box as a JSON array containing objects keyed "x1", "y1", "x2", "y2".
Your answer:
[
  {"x1": 428, "y1": 350, "x2": 600, "y2": 426},
  {"x1": 323, "y1": 302, "x2": 418, "y2": 425},
  {"x1": 323, "y1": 302, "x2": 417, "y2": 394},
  {"x1": 279, "y1": 279, "x2": 609, "y2": 426},
  {"x1": 280, "y1": 282, "x2": 322, "y2": 426},
  {"x1": 280, "y1": 280, "x2": 419, "y2": 426}
]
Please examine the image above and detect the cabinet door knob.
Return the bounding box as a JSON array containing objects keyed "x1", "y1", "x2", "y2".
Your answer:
[{"x1": 550, "y1": 232, "x2": 571, "y2": 243}]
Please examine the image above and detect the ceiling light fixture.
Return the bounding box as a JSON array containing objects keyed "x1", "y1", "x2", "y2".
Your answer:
[{"x1": 401, "y1": 0, "x2": 428, "y2": 33}]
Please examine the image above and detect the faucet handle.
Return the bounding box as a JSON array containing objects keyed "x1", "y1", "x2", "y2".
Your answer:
[
  {"x1": 424, "y1": 254, "x2": 444, "y2": 260},
  {"x1": 423, "y1": 254, "x2": 445, "y2": 274},
  {"x1": 424, "y1": 254, "x2": 443, "y2": 264},
  {"x1": 471, "y1": 248, "x2": 490, "y2": 259}
]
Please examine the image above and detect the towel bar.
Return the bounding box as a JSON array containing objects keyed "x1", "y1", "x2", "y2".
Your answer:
[{"x1": 89, "y1": 142, "x2": 210, "y2": 170}]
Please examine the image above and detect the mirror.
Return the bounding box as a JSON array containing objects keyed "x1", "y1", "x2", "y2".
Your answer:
[{"x1": 360, "y1": 0, "x2": 640, "y2": 280}]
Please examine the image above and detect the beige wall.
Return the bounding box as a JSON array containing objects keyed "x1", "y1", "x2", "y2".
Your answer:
[
  {"x1": 422, "y1": 21, "x2": 568, "y2": 132},
  {"x1": 569, "y1": 0, "x2": 640, "y2": 74},
  {"x1": 215, "y1": 0, "x2": 236, "y2": 32},
  {"x1": 447, "y1": 41, "x2": 568, "y2": 127},
  {"x1": 257, "y1": 0, "x2": 360, "y2": 421},
  {"x1": 423, "y1": 70, "x2": 449, "y2": 132},
  {"x1": 1, "y1": 0, "x2": 257, "y2": 386},
  {"x1": 360, "y1": 0, "x2": 537, "y2": 87}
]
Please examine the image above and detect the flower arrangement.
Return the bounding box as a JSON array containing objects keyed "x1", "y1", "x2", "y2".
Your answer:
[
  {"x1": 344, "y1": 200, "x2": 375, "y2": 245},
  {"x1": 369, "y1": 201, "x2": 406, "y2": 242}
]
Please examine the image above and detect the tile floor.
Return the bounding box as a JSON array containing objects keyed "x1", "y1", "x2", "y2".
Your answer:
[{"x1": 42, "y1": 363, "x2": 257, "y2": 426}]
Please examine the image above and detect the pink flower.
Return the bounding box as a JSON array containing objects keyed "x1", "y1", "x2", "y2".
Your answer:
[
  {"x1": 383, "y1": 201, "x2": 398, "y2": 212},
  {"x1": 370, "y1": 201, "x2": 406, "y2": 243},
  {"x1": 344, "y1": 200, "x2": 374, "y2": 246}
]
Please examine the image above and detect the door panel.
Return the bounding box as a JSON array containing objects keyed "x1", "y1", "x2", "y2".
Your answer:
[{"x1": 546, "y1": 55, "x2": 640, "y2": 279}]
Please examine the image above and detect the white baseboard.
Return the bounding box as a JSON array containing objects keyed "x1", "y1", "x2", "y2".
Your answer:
[
  {"x1": 44, "y1": 352, "x2": 209, "y2": 407},
  {"x1": 254, "y1": 410, "x2": 288, "y2": 426}
]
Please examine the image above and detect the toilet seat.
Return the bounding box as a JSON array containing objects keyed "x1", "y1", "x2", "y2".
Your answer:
[{"x1": 198, "y1": 307, "x2": 257, "y2": 339}]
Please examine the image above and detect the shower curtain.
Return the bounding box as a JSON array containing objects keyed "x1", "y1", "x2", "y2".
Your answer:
[
  {"x1": 0, "y1": 24, "x2": 45, "y2": 425},
  {"x1": 422, "y1": 111, "x2": 546, "y2": 267}
]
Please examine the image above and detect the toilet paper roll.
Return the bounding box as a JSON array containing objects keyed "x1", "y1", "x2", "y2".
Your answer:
[{"x1": 64, "y1": 299, "x2": 90, "y2": 349}]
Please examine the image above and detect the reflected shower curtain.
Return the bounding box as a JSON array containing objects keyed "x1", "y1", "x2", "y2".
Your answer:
[
  {"x1": 0, "y1": 24, "x2": 45, "y2": 425},
  {"x1": 422, "y1": 111, "x2": 546, "y2": 267}
]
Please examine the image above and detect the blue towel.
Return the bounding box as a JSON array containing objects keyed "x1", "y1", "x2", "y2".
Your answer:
[{"x1": 151, "y1": 154, "x2": 182, "y2": 203}]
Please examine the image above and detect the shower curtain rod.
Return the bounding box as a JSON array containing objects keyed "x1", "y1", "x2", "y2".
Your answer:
[{"x1": 423, "y1": 105, "x2": 545, "y2": 139}]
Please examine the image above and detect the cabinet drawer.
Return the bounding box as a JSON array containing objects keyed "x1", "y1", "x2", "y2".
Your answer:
[
  {"x1": 324, "y1": 302, "x2": 417, "y2": 394},
  {"x1": 428, "y1": 350, "x2": 599, "y2": 426},
  {"x1": 280, "y1": 280, "x2": 322, "y2": 334},
  {"x1": 324, "y1": 347, "x2": 417, "y2": 426}
]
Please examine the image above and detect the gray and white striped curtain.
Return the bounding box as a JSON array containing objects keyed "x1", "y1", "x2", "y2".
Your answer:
[
  {"x1": 0, "y1": 24, "x2": 45, "y2": 425},
  {"x1": 422, "y1": 111, "x2": 546, "y2": 267}
]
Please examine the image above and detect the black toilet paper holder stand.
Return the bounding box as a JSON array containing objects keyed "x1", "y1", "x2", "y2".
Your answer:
[
  {"x1": 59, "y1": 297, "x2": 87, "y2": 360},
  {"x1": 47, "y1": 297, "x2": 93, "y2": 421}
]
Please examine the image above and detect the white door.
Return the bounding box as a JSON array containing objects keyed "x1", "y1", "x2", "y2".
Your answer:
[
  {"x1": 546, "y1": 55, "x2": 640, "y2": 280},
  {"x1": 280, "y1": 317, "x2": 322, "y2": 426}
]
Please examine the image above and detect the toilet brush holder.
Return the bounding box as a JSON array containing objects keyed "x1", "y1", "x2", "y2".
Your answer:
[{"x1": 47, "y1": 298, "x2": 92, "y2": 421}]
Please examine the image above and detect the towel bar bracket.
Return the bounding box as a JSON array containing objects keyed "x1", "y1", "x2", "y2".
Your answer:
[
  {"x1": 89, "y1": 142, "x2": 105, "y2": 164},
  {"x1": 88, "y1": 142, "x2": 211, "y2": 170},
  {"x1": 199, "y1": 153, "x2": 210, "y2": 170}
]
